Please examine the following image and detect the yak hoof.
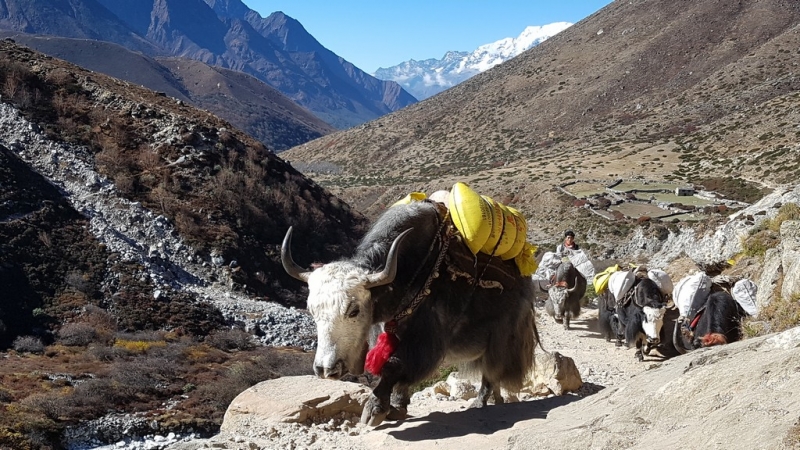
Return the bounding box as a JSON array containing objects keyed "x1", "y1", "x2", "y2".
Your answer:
[
  {"x1": 361, "y1": 394, "x2": 389, "y2": 426},
  {"x1": 635, "y1": 350, "x2": 644, "y2": 362},
  {"x1": 386, "y1": 405, "x2": 408, "y2": 421},
  {"x1": 469, "y1": 397, "x2": 489, "y2": 409}
]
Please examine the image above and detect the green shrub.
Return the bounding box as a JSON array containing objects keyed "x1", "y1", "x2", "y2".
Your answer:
[{"x1": 740, "y1": 230, "x2": 779, "y2": 257}]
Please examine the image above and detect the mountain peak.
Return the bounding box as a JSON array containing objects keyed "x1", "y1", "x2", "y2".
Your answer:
[
  {"x1": 203, "y1": 0, "x2": 252, "y2": 19},
  {"x1": 374, "y1": 22, "x2": 572, "y2": 100}
]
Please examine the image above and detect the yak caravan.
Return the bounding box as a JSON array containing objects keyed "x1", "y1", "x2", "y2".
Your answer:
[
  {"x1": 591, "y1": 263, "x2": 758, "y2": 360},
  {"x1": 396, "y1": 185, "x2": 761, "y2": 362},
  {"x1": 283, "y1": 181, "x2": 761, "y2": 426}
]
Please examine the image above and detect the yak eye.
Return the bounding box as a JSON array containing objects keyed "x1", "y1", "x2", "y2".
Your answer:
[{"x1": 348, "y1": 308, "x2": 360, "y2": 318}]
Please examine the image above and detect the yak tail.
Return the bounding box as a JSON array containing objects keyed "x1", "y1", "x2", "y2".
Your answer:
[{"x1": 701, "y1": 333, "x2": 728, "y2": 347}]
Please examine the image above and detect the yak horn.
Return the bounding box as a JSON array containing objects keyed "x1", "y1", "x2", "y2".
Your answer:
[
  {"x1": 567, "y1": 277, "x2": 579, "y2": 293},
  {"x1": 281, "y1": 227, "x2": 311, "y2": 283},
  {"x1": 365, "y1": 228, "x2": 413, "y2": 289}
]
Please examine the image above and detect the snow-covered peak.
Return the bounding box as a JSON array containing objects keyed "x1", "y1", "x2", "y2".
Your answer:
[{"x1": 374, "y1": 22, "x2": 572, "y2": 100}]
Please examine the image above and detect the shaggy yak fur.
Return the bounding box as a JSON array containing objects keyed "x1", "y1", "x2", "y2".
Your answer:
[
  {"x1": 598, "y1": 277, "x2": 667, "y2": 361},
  {"x1": 544, "y1": 261, "x2": 587, "y2": 330},
  {"x1": 282, "y1": 201, "x2": 540, "y2": 426},
  {"x1": 675, "y1": 291, "x2": 746, "y2": 352}
]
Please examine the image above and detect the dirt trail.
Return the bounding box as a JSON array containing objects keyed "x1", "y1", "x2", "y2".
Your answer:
[{"x1": 532, "y1": 299, "x2": 663, "y2": 391}]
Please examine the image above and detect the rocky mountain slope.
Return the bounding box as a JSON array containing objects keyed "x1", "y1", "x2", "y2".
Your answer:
[
  {"x1": 0, "y1": 38, "x2": 369, "y2": 447},
  {"x1": 0, "y1": 0, "x2": 417, "y2": 129},
  {"x1": 282, "y1": 0, "x2": 800, "y2": 247},
  {"x1": 3, "y1": 0, "x2": 800, "y2": 447},
  {"x1": 0, "y1": 32, "x2": 336, "y2": 151},
  {"x1": 0, "y1": 38, "x2": 367, "y2": 340}
]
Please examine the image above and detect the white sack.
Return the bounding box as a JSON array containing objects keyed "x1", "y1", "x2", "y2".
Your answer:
[
  {"x1": 647, "y1": 269, "x2": 674, "y2": 296},
  {"x1": 568, "y1": 249, "x2": 595, "y2": 283},
  {"x1": 609, "y1": 270, "x2": 635, "y2": 303},
  {"x1": 672, "y1": 271, "x2": 712, "y2": 318},
  {"x1": 732, "y1": 278, "x2": 758, "y2": 316},
  {"x1": 540, "y1": 252, "x2": 562, "y2": 271}
]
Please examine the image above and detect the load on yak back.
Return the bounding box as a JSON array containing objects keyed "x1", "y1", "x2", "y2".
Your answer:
[{"x1": 392, "y1": 183, "x2": 539, "y2": 276}]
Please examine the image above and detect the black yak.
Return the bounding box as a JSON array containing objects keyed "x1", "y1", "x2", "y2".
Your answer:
[
  {"x1": 598, "y1": 276, "x2": 667, "y2": 361},
  {"x1": 674, "y1": 291, "x2": 746, "y2": 352},
  {"x1": 282, "y1": 200, "x2": 540, "y2": 426}
]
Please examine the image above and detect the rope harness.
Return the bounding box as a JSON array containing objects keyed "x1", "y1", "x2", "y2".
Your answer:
[{"x1": 384, "y1": 204, "x2": 453, "y2": 334}]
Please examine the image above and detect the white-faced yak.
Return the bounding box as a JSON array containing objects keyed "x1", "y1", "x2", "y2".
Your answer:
[
  {"x1": 282, "y1": 200, "x2": 540, "y2": 426},
  {"x1": 598, "y1": 276, "x2": 667, "y2": 361}
]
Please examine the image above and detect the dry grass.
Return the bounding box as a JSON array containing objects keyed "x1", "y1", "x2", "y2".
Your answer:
[
  {"x1": 743, "y1": 292, "x2": 800, "y2": 338},
  {"x1": 0, "y1": 338, "x2": 314, "y2": 449}
]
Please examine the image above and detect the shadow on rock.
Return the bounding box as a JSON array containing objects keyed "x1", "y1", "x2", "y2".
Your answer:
[{"x1": 382, "y1": 394, "x2": 581, "y2": 441}]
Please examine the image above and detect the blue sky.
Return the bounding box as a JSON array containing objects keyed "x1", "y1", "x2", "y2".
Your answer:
[{"x1": 242, "y1": 1, "x2": 613, "y2": 73}]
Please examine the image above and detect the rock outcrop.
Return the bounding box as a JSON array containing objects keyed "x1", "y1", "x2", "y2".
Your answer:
[
  {"x1": 168, "y1": 326, "x2": 800, "y2": 450},
  {"x1": 620, "y1": 185, "x2": 800, "y2": 269}
]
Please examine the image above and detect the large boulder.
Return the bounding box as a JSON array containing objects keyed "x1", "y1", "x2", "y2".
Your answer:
[{"x1": 221, "y1": 376, "x2": 370, "y2": 430}]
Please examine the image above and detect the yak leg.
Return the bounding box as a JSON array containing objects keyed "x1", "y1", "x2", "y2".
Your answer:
[
  {"x1": 635, "y1": 340, "x2": 644, "y2": 362},
  {"x1": 470, "y1": 375, "x2": 495, "y2": 408},
  {"x1": 563, "y1": 312, "x2": 571, "y2": 330},
  {"x1": 387, "y1": 385, "x2": 410, "y2": 420},
  {"x1": 362, "y1": 386, "x2": 391, "y2": 426},
  {"x1": 492, "y1": 386, "x2": 505, "y2": 405},
  {"x1": 362, "y1": 338, "x2": 441, "y2": 426},
  {"x1": 362, "y1": 358, "x2": 403, "y2": 426}
]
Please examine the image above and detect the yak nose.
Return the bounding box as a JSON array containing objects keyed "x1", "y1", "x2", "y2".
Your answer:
[
  {"x1": 647, "y1": 337, "x2": 661, "y2": 345},
  {"x1": 314, "y1": 360, "x2": 344, "y2": 379}
]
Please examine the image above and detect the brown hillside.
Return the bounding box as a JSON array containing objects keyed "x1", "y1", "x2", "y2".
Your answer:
[
  {"x1": 282, "y1": 0, "x2": 800, "y2": 248},
  {"x1": 0, "y1": 39, "x2": 367, "y2": 304},
  {"x1": 0, "y1": 32, "x2": 335, "y2": 151}
]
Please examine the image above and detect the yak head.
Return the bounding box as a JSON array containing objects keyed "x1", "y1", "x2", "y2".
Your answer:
[
  {"x1": 281, "y1": 227, "x2": 409, "y2": 380},
  {"x1": 641, "y1": 305, "x2": 666, "y2": 345},
  {"x1": 633, "y1": 278, "x2": 667, "y2": 347},
  {"x1": 547, "y1": 279, "x2": 579, "y2": 320}
]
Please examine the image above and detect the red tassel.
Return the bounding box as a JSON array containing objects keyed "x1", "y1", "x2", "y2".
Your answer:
[
  {"x1": 365, "y1": 332, "x2": 398, "y2": 375},
  {"x1": 701, "y1": 333, "x2": 728, "y2": 347}
]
